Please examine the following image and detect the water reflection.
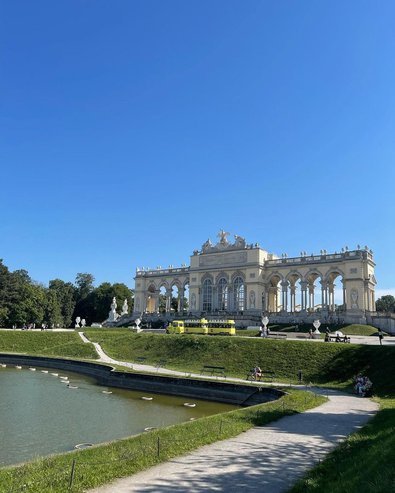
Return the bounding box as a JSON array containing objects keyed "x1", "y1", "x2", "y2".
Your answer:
[{"x1": 0, "y1": 367, "x2": 236, "y2": 467}]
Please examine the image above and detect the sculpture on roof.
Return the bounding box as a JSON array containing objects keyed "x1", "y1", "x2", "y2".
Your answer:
[
  {"x1": 217, "y1": 229, "x2": 230, "y2": 247},
  {"x1": 234, "y1": 234, "x2": 246, "y2": 248},
  {"x1": 201, "y1": 238, "x2": 213, "y2": 253}
]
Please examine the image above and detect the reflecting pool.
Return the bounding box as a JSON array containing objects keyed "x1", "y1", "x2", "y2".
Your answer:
[{"x1": 0, "y1": 366, "x2": 237, "y2": 467}]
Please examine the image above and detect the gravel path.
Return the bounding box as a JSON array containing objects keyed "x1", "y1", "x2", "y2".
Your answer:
[{"x1": 79, "y1": 332, "x2": 379, "y2": 493}]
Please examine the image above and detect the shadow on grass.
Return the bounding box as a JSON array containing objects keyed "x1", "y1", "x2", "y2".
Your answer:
[
  {"x1": 310, "y1": 345, "x2": 395, "y2": 398},
  {"x1": 290, "y1": 406, "x2": 395, "y2": 493}
]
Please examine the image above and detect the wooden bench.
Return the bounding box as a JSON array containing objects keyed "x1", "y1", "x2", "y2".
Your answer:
[
  {"x1": 267, "y1": 332, "x2": 287, "y2": 340},
  {"x1": 200, "y1": 365, "x2": 226, "y2": 378},
  {"x1": 134, "y1": 357, "x2": 147, "y2": 364},
  {"x1": 246, "y1": 369, "x2": 275, "y2": 382},
  {"x1": 328, "y1": 336, "x2": 350, "y2": 343}
]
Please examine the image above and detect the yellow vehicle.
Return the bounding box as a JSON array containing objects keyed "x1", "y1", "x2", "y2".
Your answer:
[
  {"x1": 207, "y1": 319, "x2": 236, "y2": 336},
  {"x1": 167, "y1": 319, "x2": 235, "y2": 336}
]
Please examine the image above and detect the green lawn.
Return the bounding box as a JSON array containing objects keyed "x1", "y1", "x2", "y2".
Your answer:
[{"x1": 0, "y1": 331, "x2": 98, "y2": 359}]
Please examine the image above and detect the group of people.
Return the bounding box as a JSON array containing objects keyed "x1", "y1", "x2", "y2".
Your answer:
[{"x1": 354, "y1": 375, "x2": 373, "y2": 397}]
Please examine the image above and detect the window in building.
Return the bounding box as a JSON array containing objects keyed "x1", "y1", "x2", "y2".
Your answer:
[
  {"x1": 234, "y1": 276, "x2": 245, "y2": 311},
  {"x1": 202, "y1": 279, "x2": 213, "y2": 312},
  {"x1": 217, "y1": 278, "x2": 228, "y2": 310}
]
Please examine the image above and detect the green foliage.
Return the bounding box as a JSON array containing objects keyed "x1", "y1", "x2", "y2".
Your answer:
[
  {"x1": 0, "y1": 331, "x2": 98, "y2": 359},
  {"x1": 48, "y1": 279, "x2": 76, "y2": 327},
  {"x1": 0, "y1": 259, "x2": 133, "y2": 327},
  {"x1": 376, "y1": 294, "x2": 395, "y2": 313}
]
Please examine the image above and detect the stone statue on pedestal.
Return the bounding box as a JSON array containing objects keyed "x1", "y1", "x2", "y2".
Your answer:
[
  {"x1": 121, "y1": 299, "x2": 129, "y2": 316},
  {"x1": 108, "y1": 297, "x2": 119, "y2": 322}
]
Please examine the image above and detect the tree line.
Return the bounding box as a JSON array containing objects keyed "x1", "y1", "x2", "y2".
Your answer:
[{"x1": 0, "y1": 259, "x2": 133, "y2": 328}]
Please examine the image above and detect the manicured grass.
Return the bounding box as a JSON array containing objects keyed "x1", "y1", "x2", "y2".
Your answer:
[
  {"x1": 86, "y1": 331, "x2": 395, "y2": 394},
  {"x1": 0, "y1": 389, "x2": 324, "y2": 493},
  {"x1": 0, "y1": 331, "x2": 98, "y2": 359},
  {"x1": 340, "y1": 324, "x2": 383, "y2": 336}
]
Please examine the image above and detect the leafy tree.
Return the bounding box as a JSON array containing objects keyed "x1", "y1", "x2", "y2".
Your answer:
[
  {"x1": 49, "y1": 279, "x2": 76, "y2": 327},
  {"x1": 376, "y1": 295, "x2": 395, "y2": 313},
  {"x1": 45, "y1": 289, "x2": 63, "y2": 327},
  {"x1": 75, "y1": 273, "x2": 95, "y2": 300}
]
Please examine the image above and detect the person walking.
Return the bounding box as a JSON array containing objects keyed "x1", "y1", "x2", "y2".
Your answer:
[{"x1": 378, "y1": 329, "x2": 384, "y2": 345}]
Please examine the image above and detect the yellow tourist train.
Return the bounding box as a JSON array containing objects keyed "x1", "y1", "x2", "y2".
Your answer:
[{"x1": 167, "y1": 319, "x2": 236, "y2": 336}]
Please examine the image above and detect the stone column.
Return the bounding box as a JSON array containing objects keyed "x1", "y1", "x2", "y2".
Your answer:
[
  {"x1": 328, "y1": 283, "x2": 335, "y2": 312},
  {"x1": 165, "y1": 288, "x2": 172, "y2": 313},
  {"x1": 342, "y1": 280, "x2": 346, "y2": 309},
  {"x1": 308, "y1": 283, "x2": 315, "y2": 311},
  {"x1": 290, "y1": 286, "x2": 296, "y2": 312},
  {"x1": 320, "y1": 280, "x2": 327, "y2": 310},
  {"x1": 281, "y1": 281, "x2": 289, "y2": 312},
  {"x1": 300, "y1": 282, "x2": 307, "y2": 311}
]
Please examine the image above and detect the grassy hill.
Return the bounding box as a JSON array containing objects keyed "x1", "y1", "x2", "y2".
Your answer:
[
  {"x1": 0, "y1": 330, "x2": 98, "y2": 359},
  {"x1": 87, "y1": 331, "x2": 394, "y2": 396}
]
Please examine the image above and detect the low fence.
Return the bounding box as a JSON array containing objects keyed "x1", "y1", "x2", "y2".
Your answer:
[{"x1": 3, "y1": 394, "x2": 321, "y2": 493}]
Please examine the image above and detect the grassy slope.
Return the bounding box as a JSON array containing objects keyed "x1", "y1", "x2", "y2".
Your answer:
[
  {"x1": 87, "y1": 331, "x2": 394, "y2": 394},
  {"x1": 0, "y1": 331, "x2": 98, "y2": 359}
]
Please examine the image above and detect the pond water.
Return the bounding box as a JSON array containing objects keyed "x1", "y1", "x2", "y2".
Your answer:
[{"x1": 0, "y1": 366, "x2": 237, "y2": 467}]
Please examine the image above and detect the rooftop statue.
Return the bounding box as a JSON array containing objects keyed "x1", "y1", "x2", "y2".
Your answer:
[
  {"x1": 201, "y1": 238, "x2": 213, "y2": 253},
  {"x1": 234, "y1": 234, "x2": 246, "y2": 248},
  {"x1": 217, "y1": 229, "x2": 230, "y2": 247}
]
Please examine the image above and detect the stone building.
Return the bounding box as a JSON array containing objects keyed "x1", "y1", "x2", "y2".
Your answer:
[{"x1": 133, "y1": 231, "x2": 376, "y2": 325}]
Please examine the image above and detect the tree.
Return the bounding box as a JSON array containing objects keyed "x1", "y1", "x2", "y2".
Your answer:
[
  {"x1": 75, "y1": 273, "x2": 95, "y2": 300},
  {"x1": 49, "y1": 279, "x2": 77, "y2": 327},
  {"x1": 376, "y1": 295, "x2": 395, "y2": 313},
  {"x1": 45, "y1": 289, "x2": 63, "y2": 327}
]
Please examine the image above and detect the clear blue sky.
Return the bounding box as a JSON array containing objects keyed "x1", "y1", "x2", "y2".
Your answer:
[{"x1": 1, "y1": 1, "x2": 394, "y2": 297}]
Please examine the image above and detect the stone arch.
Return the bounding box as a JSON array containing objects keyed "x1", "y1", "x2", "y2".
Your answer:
[
  {"x1": 146, "y1": 284, "x2": 157, "y2": 313},
  {"x1": 266, "y1": 273, "x2": 283, "y2": 312},
  {"x1": 286, "y1": 271, "x2": 303, "y2": 312},
  {"x1": 158, "y1": 280, "x2": 169, "y2": 290},
  {"x1": 324, "y1": 268, "x2": 346, "y2": 312},
  {"x1": 215, "y1": 271, "x2": 229, "y2": 284},
  {"x1": 170, "y1": 279, "x2": 182, "y2": 290},
  {"x1": 303, "y1": 270, "x2": 322, "y2": 312},
  {"x1": 201, "y1": 273, "x2": 214, "y2": 283},
  {"x1": 231, "y1": 270, "x2": 245, "y2": 283}
]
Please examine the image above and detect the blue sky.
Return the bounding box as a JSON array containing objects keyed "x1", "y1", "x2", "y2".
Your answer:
[{"x1": 1, "y1": 1, "x2": 394, "y2": 297}]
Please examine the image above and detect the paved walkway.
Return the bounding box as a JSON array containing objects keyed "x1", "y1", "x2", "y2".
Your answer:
[{"x1": 79, "y1": 332, "x2": 379, "y2": 493}]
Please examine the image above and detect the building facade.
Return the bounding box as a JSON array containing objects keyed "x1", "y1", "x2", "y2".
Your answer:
[{"x1": 133, "y1": 231, "x2": 376, "y2": 325}]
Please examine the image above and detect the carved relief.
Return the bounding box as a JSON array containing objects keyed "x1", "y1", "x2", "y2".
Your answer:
[
  {"x1": 190, "y1": 293, "x2": 196, "y2": 310},
  {"x1": 350, "y1": 289, "x2": 359, "y2": 309},
  {"x1": 199, "y1": 251, "x2": 248, "y2": 267},
  {"x1": 249, "y1": 290, "x2": 256, "y2": 309}
]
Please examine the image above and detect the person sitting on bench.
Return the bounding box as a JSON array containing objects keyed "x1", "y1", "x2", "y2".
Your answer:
[{"x1": 252, "y1": 366, "x2": 262, "y2": 381}]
